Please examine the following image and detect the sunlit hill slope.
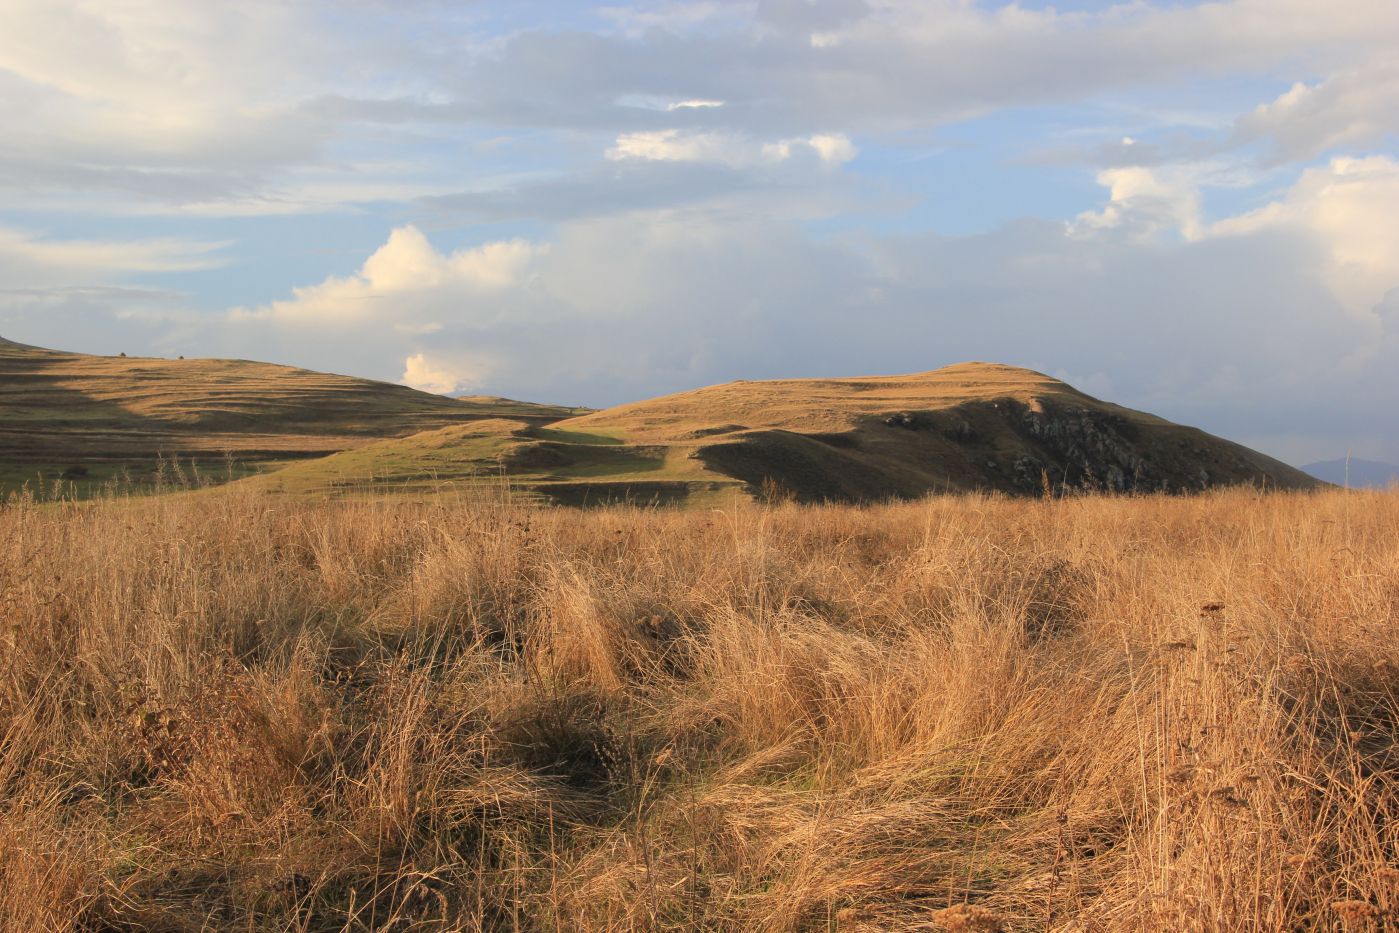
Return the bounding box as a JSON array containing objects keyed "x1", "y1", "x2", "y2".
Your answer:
[
  {"x1": 0, "y1": 337, "x2": 584, "y2": 491},
  {"x1": 262, "y1": 362, "x2": 1319, "y2": 502}
]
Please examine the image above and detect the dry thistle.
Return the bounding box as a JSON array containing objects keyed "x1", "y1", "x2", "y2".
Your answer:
[
  {"x1": 835, "y1": 906, "x2": 877, "y2": 923},
  {"x1": 930, "y1": 903, "x2": 1005, "y2": 932},
  {"x1": 1331, "y1": 899, "x2": 1380, "y2": 929}
]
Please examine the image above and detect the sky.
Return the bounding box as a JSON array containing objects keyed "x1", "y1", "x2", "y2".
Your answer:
[{"x1": 2, "y1": 0, "x2": 1398, "y2": 465}]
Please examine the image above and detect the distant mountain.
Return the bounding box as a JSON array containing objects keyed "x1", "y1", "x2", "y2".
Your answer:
[
  {"x1": 1302, "y1": 458, "x2": 1399, "y2": 489},
  {"x1": 266, "y1": 361, "x2": 1321, "y2": 503}
]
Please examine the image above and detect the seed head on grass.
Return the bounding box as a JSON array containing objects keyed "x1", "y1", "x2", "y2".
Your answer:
[
  {"x1": 1332, "y1": 899, "x2": 1380, "y2": 929},
  {"x1": 930, "y1": 903, "x2": 1005, "y2": 932}
]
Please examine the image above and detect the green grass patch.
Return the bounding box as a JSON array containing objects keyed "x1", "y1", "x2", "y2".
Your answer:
[{"x1": 528, "y1": 426, "x2": 628, "y2": 446}]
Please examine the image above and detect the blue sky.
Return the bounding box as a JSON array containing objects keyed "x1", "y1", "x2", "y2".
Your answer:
[{"x1": 2, "y1": 0, "x2": 1398, "y2": 463}]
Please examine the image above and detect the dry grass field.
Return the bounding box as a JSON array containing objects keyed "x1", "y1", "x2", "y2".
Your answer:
[{"x1": 2, "y1": 486, "x2": 1397, "y2": 930}]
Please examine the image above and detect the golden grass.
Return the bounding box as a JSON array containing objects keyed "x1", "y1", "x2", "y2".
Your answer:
[
  {"x1": 559, "y1": 362, "x2": 1099, "y2": 439},
  {"x1": 1, "y1": 487, "x2": 1397, "y2": 930},
  {"x1": 0, "y1": 341, "x2": 582, "y2": 495}
]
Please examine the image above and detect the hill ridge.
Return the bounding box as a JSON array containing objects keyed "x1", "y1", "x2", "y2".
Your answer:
[
  {"x1": 0, "y1": 339, "x2": 579, "y2": 493},
  {"x1": 259, "y1": 361, "x2": 1319, "y2": 503}
]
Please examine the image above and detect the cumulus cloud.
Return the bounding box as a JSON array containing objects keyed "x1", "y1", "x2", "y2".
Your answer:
[
  {"x1": 1210, "y1": 156, "x2": 1399, "y2": 317},
  {"x1": 402, "y1": 353, "x2": 483, "y2": 395},
  {"x1": 233, "y1": 226, "x2": 541, "y2": 327},
  {"x1": 204, "y1": 155, "x2": 1399, "y2": 462},
  {"x1": 195, "y1": 226, "x2": 544, "y2": 394},
  {"x1": 1071, "y1": 167, "x2": 1204, "y2": 242}
]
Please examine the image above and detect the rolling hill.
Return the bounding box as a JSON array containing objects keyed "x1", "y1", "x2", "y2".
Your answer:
[
  {"x1": 0, "y1": 337, "x2": 584, "y2": 492},
  {"x1": 259, "y1": 362, "x2": 1320, "y2": 503}
]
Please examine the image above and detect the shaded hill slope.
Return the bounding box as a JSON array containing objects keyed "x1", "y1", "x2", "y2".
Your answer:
[
  {"x1": 0, "y1": 338, "x2": 582, "y2": 490},
  {"x1": 263, "y1": 362, "x2": 1318, "y2": 503}
]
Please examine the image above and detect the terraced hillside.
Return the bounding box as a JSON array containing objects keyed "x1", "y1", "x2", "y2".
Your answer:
[
  {"x1": 0, "y1": 337, "x2": 583, "y2": 492},
  {"x1": 261, "y1": 362, "x2": 1319, "y2": 503}
]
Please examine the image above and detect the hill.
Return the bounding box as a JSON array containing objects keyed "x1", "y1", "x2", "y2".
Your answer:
[
  {"x1": 262, "y1": 362, "x2": 1319, "y2": 502},
  {"x1": 1302, "y1": 457, "x2": 1399, "y2": 489},
  {"x1": 0, "y1": 338, "x2": 583, "y2": 492}
]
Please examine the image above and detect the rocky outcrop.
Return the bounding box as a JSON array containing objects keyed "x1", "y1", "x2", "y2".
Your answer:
[{"x1": 695, "y1": 394, "x2": 1317, "y2": 503}]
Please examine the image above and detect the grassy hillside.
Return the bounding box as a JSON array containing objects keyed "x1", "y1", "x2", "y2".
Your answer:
[
  {"x1": 264, "y1": 362, "x2": 1318, "y2": 503},
  {"x1": 0, "y1": 338, "x2": 583, "y2": 494},
  {"x1": 254, "y1": 419, "x2": 740, "y2": 504},
  {"x1": 3, "y1": 488, "x2": 1396, "y2": 929}
]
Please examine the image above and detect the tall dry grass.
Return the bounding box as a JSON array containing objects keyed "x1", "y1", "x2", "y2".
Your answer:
[{"x1": 1, "y1": 486, "x2": 1397, "y2": 930}]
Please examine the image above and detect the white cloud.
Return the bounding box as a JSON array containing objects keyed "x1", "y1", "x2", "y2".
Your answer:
[
  {"x1": 762, "y1": 133, "x2": 859, "y2": 165},
  {"x1": 0, "y1": 1, "x2": 327, "y2": 164},
  {"x1": 0, "y1": 1, "x2": 463, "y2": 213},
  {"x1": 1, "y1": 0, "x2": 1394, "y2": 215},
  {"x1": 234, "y1": 226, "x2": 542, "y2": 325},
  {"x1": 204, "y1": 226, "x2": 543, "y2": 398},
  {"x1": 607, "y1": 129, "x2": 856, "y2": 166},
  {"x1": 1235, "y1": 59, "x2": 1399, "y2": 161},
  {"x1": 607, "y1": 130, "x2": 747, "y2": 165},
  {"x1": 475, "y1": 0, "x2": 1399, "y2": 141},
  {"x1": 1065, "y1": 152, "x2": 1399, "y2": 323},
  {"x1": 402, "y1": 352, "x2": 481, "y2": 395},
  {"x1": 360, "y1": 227, "x2": 536, "y2": 291},
  {"x1": 0, "y1": 227, "x2": 227, "y2": 277},
  {"x1": 1210, "y1": 156, "x2": 1399, "y2": 317},
  {"x1": 667, "y1": 99, "x2": 725, "y2": 111},
  {"x1": 1071, "y1": 166, "x2": 1203, "y2": 241}
]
